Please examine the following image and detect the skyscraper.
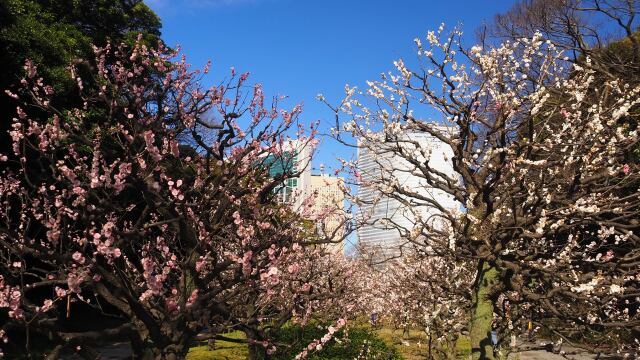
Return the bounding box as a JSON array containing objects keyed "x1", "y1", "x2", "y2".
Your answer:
[
  {"x1": 306, "y1": 174, "x2": 346, "y2": 255},
  {"x1": 356, "y1": 128, "x2": 458, "y2": 262},
  {"x1": 262, "y1": 139, "x2": 346, "y2": 256},
  {"x1": 262, "y1": 139, "x2": 312, "y2": 209}
]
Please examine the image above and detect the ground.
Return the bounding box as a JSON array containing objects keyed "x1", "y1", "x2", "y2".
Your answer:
[
  {"x1": 187, "y1": 331, "x2": 248, "y2": 360},
  {"x1": 373, "y1": 326, "x2": 471, "y2": 359},
  {"x1": 512, "y1": 342, "x2": 623, "y2": 360},
  {"x1": 84, "y1": 327, "x2": 619, "y2": 359}
]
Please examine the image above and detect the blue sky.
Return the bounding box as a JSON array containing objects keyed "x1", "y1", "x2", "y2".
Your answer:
[
  {"x1": 145, "y1": 0, "x2": 516, "y2": 253},
  {"x1": 146, "y1": 0, "x2": 516, "y2": 172}
]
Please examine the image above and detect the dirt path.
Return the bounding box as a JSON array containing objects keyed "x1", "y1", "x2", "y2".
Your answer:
[
  {"x1": 513, "y1": 345, "x2": 622, "y2": 360},
  {"x1": 514, "y1": 350, "x2": 567, "y2": 359}
]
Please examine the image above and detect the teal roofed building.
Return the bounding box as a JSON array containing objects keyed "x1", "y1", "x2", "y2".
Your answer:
[
  {"x1": 261, "y1": 139, "x2": 312, "y2": 208},
  {"x1": 261, "y1": 139, "x2": 346, "y2": 257}
]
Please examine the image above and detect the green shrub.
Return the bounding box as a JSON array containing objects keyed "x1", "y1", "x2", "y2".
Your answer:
[{"x1": 271, "y1": 325, "x2": 403, "y2": 360}]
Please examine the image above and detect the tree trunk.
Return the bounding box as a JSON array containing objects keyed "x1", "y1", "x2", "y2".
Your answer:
[
  {"x1": 470, "y1": 262, "x2": 499, "y2": 360},
  {"x1": 131, "y1": 339, "x2": 190, "y2": 360},
  {"x1": 244, "y1": 293, "x2": 268, "y2": 360},
  {"x1": 245, "y1": 328, "x2": 268, "y2": 360},
  {"x1": 248, "y1": 342, "x2": 268, "y2": 360},
  {"x1": 141, "y1": 346, "x2": 189, "y2": 360}
]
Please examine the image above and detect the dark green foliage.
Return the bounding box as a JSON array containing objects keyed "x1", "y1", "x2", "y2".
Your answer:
[
  {"x1": 0, "y1": 0, "x2": 160, "y2": 95},
  {"x1": 37, "y1": 0, "x2": 161, "y2": 46},
  {"x1": 0, "y1": 0, "x2": 83, "y2": 102},
  {"x1": 598, "y1": 28, "x2": 640, "y2": 84},
  {"x1": 0, "y1": 0, "x2": 162, "y2": 155},
  {"x1": 271, "y1": 325, "x2": 403, "y2": 360}
]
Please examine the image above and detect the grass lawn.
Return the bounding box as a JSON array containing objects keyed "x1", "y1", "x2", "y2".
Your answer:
[
  {"x1": 372, "y1": 325, "x2": 471, "y2": 360},
  {"x1": 185, "y1": 326, "x2": 471, "y2": 359},
  {"x1": 374, "y1": 326, "x2": 429, "y2": 359},
  {"x1": 187, "y1": 331, "x2": 248, "y2": 360}
]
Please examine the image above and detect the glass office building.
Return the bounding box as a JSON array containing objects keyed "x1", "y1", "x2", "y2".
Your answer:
[{"x1": 356, "y1": 128, "x2": 459, "y2": 263}]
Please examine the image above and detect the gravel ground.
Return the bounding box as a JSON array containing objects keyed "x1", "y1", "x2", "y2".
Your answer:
[{"x1": 512, "y1": 341, "x2": 623, "y2": 360}]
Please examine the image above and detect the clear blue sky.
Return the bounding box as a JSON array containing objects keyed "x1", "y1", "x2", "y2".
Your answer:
[
  {"x1": 146, "y1": 0, "x2": 516, "y2": 172},
  {"x1": 145, "y1": 0, "x2": 516, "y2": 253}
]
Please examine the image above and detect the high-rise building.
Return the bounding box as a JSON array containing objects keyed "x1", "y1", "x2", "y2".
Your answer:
[
  {"x1": 306, "y1": 174, "x2": 346, "y2": 255},
  {"x1": 262, "y1": 139, "x2": 312, "y2": 209},
  {"x1": 356, "y1": 128, "x2": 459, "y2": 262},
  {"x1": 262, "y1": 139, "x2": 346, "y2": 256}
]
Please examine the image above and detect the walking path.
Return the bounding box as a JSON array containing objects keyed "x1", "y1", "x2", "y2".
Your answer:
[
  {"x1": 515, "y1": 350, "x2": 567, "y2": 360},
  {"x1": 513, "y1": 341, "x2": 622, "y2": 360},
  {"x1": 516, "y1": 349, "x2": 623, "y2": 359}
]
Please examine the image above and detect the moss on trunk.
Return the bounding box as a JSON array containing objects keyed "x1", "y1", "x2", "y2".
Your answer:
[{"x1": 470, "y1": 262, "x2": 498, "y2": 360}]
